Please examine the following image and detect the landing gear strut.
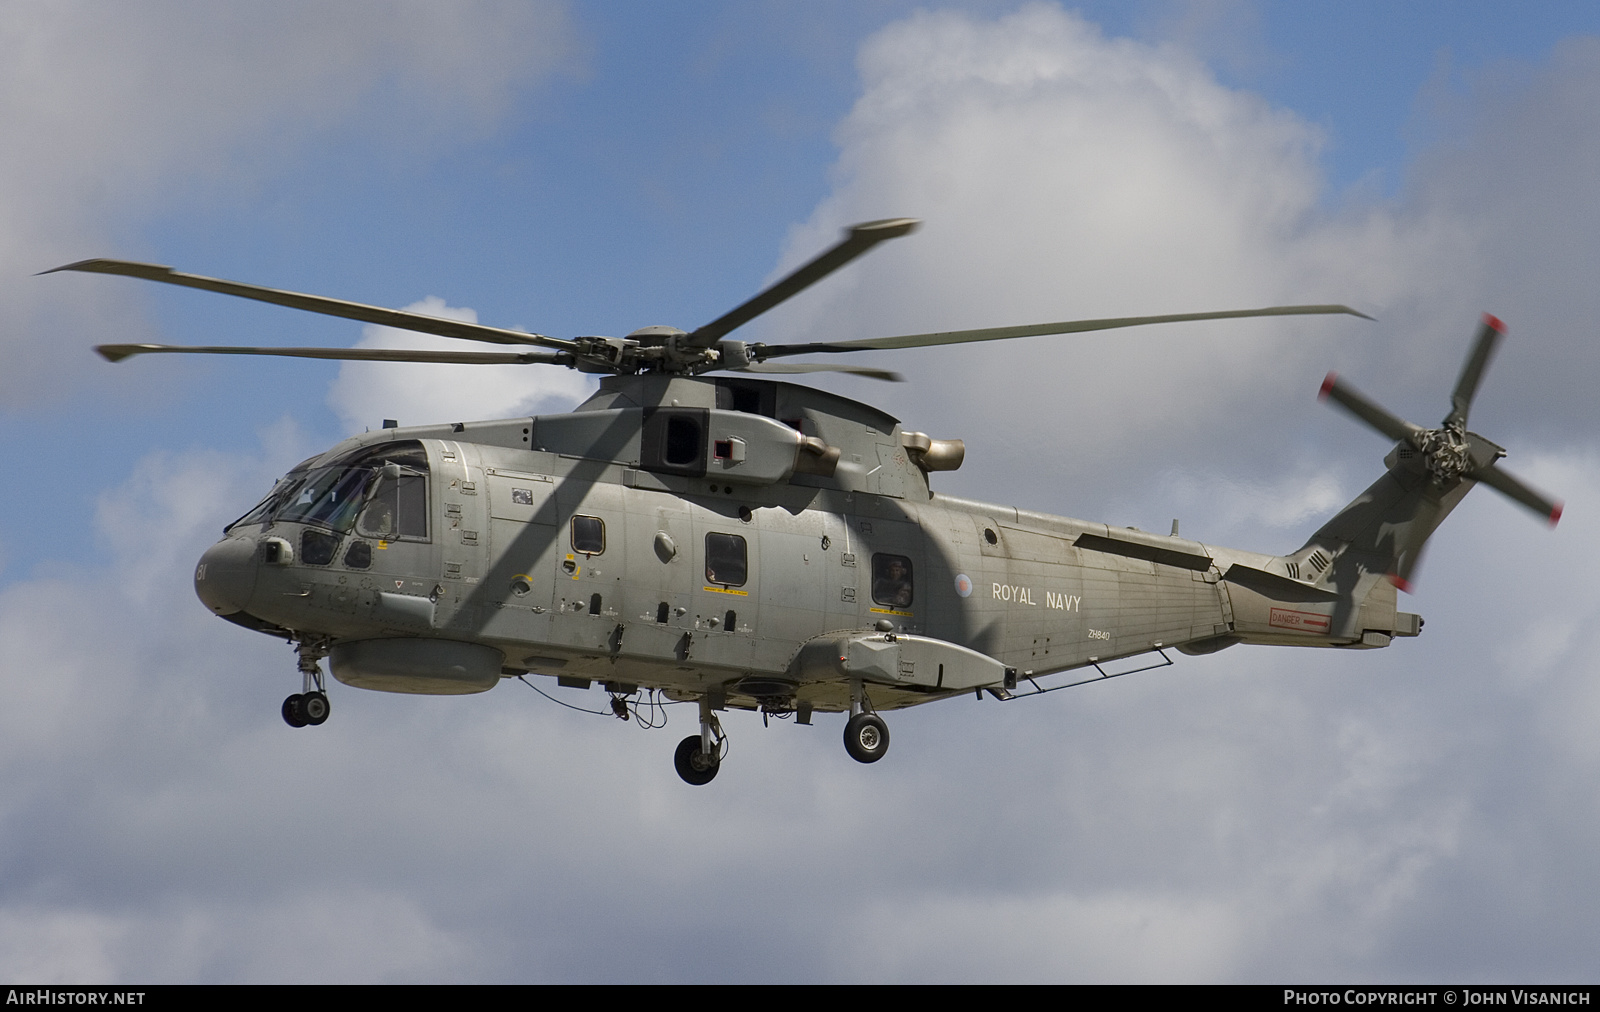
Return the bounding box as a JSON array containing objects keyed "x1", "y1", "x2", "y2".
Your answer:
[
  {"x1": 843, "y1": 678, "x2": 889, "y2": 763},
  {"x1": 283, "y1": 639, "x2": 331, "y2": 728},
  {"x1": 673, "y1": 697, "x2": 724, "y2": 785}
]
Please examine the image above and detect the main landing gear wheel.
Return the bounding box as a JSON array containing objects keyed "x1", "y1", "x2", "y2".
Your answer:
[
  {"x1": 302, "y1": 691, "x2": 330, "y2": 725},
  {"x1": 674, "y1": 734, "x2": 720, "y2": 786},
  {"x1": 844, "y1": 712, "x2": 890, "y2": 763},
  {"x1": 282, "y1": 691, "x2": 329, "y2": 727}
]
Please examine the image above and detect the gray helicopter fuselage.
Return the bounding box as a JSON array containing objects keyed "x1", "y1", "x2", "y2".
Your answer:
[
  {"x1": 195, "y1": 373, "x2": 1420, "y2": 715},
  {"x1": 67, "y1": 222, "x2": 1550, "y2": 780}
]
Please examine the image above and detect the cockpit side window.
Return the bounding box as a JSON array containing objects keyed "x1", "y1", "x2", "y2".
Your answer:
[
  {"x1": 356, "y1": 467, "x2": 428, "y2": 540},
  {"x1": 354, "y1": 443, "x2": 429, "y2": 541}
]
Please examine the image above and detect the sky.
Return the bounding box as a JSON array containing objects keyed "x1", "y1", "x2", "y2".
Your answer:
[{"x1": 2, "y1": 0, "x2": 1600, "y2": 983}]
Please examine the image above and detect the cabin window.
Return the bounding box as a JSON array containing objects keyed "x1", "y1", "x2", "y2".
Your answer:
[
  {"x1": 571, "y1": 515, "x2": 605, "y2": 555},
  {"x1": 705, "y1": 533, "x2": 747, "y2": 587},
  {"x1": 871, "y1": 553, "x2": 914, "y2": 608}
]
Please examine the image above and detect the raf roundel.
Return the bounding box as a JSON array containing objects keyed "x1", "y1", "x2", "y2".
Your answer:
[{"x1": 954, "y1": 574, "x2": 973, "y2": 598}]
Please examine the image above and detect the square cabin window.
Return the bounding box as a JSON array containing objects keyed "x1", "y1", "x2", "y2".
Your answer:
[
  {"x1": 571, "y1": 515, "x2": 605, "y2": 555},
  {"x1": 705, "y1": 533, "x2": 747, "y2": 587},
  {"x1": 871, "y1": 553, "x2": 914, "y2": 608}
]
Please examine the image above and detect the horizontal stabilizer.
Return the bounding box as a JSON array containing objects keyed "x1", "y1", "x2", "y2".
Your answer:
[
  {"x1": 1222, "y1": 563, "x2": 1339, "y2": 603},
  {"x1": 1074, "y1": 531, "x2": 1212, "y2": 572}
]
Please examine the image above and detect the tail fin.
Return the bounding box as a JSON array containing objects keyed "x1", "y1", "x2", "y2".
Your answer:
[{"x1": 1297, "y1": 444, "x2": 1474, "y2": 596}]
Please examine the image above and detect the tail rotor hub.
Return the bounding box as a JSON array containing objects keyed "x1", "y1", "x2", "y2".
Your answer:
[{"x1": 1416, "y1": 422, "x2": 1473, "y2": 487}]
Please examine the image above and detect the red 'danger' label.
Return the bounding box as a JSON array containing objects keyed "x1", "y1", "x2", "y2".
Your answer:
[{"x1": 1269, "y1": 607, "x2": 1330, "y2": 633}]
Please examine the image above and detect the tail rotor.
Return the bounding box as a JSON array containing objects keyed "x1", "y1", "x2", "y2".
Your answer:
[{"x1": 1319, "y1": 313, "x2": 1561, "y2": 590}]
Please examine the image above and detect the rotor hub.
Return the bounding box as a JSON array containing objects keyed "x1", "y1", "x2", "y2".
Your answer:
[
  {"x1": 625, "y1": 325, "x2": 687, "y2": 343},
  {"x1": 1417, "y1": 422, "x2": 1474, "y2": 486}
]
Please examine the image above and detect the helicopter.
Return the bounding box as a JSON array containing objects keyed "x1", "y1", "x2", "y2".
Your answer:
[{"x1": 50, "y1": 218, "x2": 1562, "y2": 784}]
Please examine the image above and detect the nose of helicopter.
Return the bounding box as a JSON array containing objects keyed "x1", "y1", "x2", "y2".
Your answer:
[{"x1": 194, "y1": 537, "x2": 260, "y2": 616}]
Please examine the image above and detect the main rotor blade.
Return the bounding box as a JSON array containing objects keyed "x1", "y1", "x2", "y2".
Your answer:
[
  {"x1": 753, "y1": 304, "x2": 1371, "y2": 359},
  {"x1": 733, "y1": 362, "x2": 904, "y2": 382},
  {"x1": 1473, "y1": 463, "x2": 1564, "y2": 526},
  {"x1": 46, "y1": 260, "x2": 576, "y2": 352},
  {"x1": 686, "y1": 218, "x2": 920, "y2": 349},
  {"x1": 96, "y1": 343, "x2": 573, "y2": 366},
  {"x1": 1446, "y1": 313, "x2": 1505, "y2": 427},
  {"x1": 1319, "y1": 373, "x2": 1423, "y2": 445}
]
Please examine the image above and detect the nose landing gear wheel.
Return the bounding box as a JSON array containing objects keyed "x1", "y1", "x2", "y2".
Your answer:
[
  {"x1": 843, "y1": 712, "x2": 889, "y2": 763},
  {"x1": 282, "y1": 694, "x2": 308, "y2": 728},
  {"x1": 673, "y1": 734, "x2": 720, "y2": 785}
]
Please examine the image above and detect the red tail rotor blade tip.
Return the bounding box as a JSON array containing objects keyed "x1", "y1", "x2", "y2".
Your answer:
[
  {"x1": 1319, "y1": 372, "x2": 1337, "y2": 400},
  {"x1": 1549, "y1": 502, "x2": 1563, "y2": 527},
  {"x1": 1482, "y1": 313, "x2": 1505, "y2": 332},
  {"x1": 1388, "y1": 573, "x2": 1413, "y2": 593}
]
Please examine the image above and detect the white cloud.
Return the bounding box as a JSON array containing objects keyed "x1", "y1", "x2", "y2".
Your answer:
[
  {"x1": 0, "y1": 1, "x2": 574, "y2": 405},
  {"x1": 0, "y1": 894, "x2": 475, "y2": 984},
  {"x1": 830, "y1": 891, "x2": 1248, "y2": 983},
  {"x1": 326, "y1": 298, "x2": 595, "y2": 434},
  {"x1": 1137, "y1": 466, "x2": 1353, "y2": 541},
  {"x1": 756, "y1": 5, "x2": 1572, "y2": 527}
]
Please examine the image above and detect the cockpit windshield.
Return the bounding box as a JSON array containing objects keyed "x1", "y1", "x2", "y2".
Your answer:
[
  {"x1": 276, "y1": 465, "x2": 379, "y2": 531},
  {"x1": 228, "y1": 455, "x2": 318, "y2": 530},
  {"x1": 227, "y1": 442, "x2": 430, "y2": 538}
]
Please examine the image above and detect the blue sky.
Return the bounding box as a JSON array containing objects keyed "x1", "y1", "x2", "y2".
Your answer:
[{"x1": 4, "y1": 0, "x2": 1600, "y2": 983}]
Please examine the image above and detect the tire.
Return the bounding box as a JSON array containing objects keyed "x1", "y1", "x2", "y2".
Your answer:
[
  {"x1": 281, "y1": 694, "x2": 308, "y2": 728},
  {"x1": 843, "y1": 712, "x2": 889, "y2": 764},
  {"x1": 302, "y1": 691, "x2": 330, "y2": 725},
  {"x1": 673, "y1": 734, "x2": 719, "y2": 786}
]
